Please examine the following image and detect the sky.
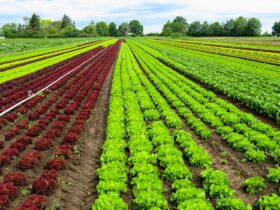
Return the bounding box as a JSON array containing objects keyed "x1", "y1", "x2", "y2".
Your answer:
[{"x1": 0, "y1": 0, "x2": 279, "y2": 33}]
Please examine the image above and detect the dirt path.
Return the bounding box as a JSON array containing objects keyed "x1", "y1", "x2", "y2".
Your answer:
[{"x1": 51, "y1": 60, "x2": 114, "y2": 210}]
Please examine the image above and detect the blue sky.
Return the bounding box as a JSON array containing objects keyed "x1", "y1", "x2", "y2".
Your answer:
[{"x1": 0, "y1": 0, "x2": 279, "y2": 33}]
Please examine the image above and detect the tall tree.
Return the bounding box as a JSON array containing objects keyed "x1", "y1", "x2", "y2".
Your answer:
[
  {"x1": 82, "y1": 22, "x2": 97, "y2": 36},
  {"x1": 129, "y1": 20, "x2": 143, "y2": 36},
  {"x1": 60, "y1": 25, "x2": 79, "y2": 37},
  {"x1": 188, "y1": 21, "x2": 202, "y2": 36},
  {"x1": 246, "y1": 18, "x2": 261, "y2": 36},
  {"x1": 22, "y1": 17, "x2": 30, "y2": 30},
  {"x1": 210, "y1": 22, "x2": 223, "y2": 36},
  {"x1": 171, "y1": 16, "x2": 188, "y2": 34},
  {"x1": 2, "y1": 23, "x2": 17, "y2": 37},
  {"x1": 109, "y1": 22, "x2": 118, "y2": 37},
  {"x1": 161, "y1": 21, "x2": 173, "y2": 36},
  {"x1": 0, "y1": 27, "x2": 4, "y2": 37},
  {"x1": 161, "y1": 16, "x2": 188, "y2": 36},
  {"x1": 223, "y1": 19, "x2": 235, "y2": 36},
  {"x1": 17, "y1": 24, "x2": 24, "y2": 34},
  {"x1": 61, "y1": 14, "x2": 73, "y2": 29},
  {"x1": 96, "y1": 22, "x2": 109, "y2": 36},
  {"x1": 118, "y1": 22, "x2": 130, "y2": 36},
  {"x1": 200, "y1": 21, "x2": 210, "y2": 36},
  {"x1": 234, "y1": 16, "x2": 248, "y2": 36},
  {"x1": 29, "y1": 13, "x2": 41, "y2": 31},
  {"x1": 272, "y1": 21, "x2": 280, "y2": 37}
]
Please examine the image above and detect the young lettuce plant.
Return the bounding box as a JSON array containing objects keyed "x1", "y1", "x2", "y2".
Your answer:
[{"x1": 242, "y1": 176, "x2": 265, "y2": 195}]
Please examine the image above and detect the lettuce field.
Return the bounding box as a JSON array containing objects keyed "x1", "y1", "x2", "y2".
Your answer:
[{"x1": 0, "y1": 38, "x2": 280, "y2": 210}]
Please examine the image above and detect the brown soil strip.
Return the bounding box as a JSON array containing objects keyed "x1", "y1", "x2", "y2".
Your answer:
[{"x1": 50, "y1": 56, "x2": 115, "y2": 210}]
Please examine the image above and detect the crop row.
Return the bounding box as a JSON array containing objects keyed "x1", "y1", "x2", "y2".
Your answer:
[
  {"x1": 0, "y1": 41, "x2": 120, "y2": 209},
  {"x1": 136, "y1": 39, "x2": 280, "y2": 123}
]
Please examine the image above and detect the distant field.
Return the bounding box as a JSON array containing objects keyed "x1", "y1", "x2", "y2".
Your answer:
[
  {"x1": 0, "y1": 38, "x2": 100, "y2": 56},
  {"x1": 178, "y1": 36, "x2": 280, "y2": 51}
]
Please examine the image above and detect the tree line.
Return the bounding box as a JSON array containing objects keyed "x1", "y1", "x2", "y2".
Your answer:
[
  {"x1": 0, "y1": 13, "x2": 144, "y2": 38},
  {"x1": 160, "y1": 16, "x2": 280, "y2": 37},
  {"x1": 1, "y1": 14, "x2": 280, "y2": 38}
]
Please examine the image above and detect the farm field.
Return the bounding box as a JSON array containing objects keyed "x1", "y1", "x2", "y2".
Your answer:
[
  {"x1": 0, "y1": 37, "x2": 280, "y2": 210},
  {"x1": 0, "y1": 38, "x2": 101, "y2": 56}
]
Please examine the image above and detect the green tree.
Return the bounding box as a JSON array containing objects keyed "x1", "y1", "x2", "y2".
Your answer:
[
  {"x1": 60, "y1": 25, "x2": 79, "y2": 37},
  {"x1": 17, "y1": 24, "x2": 24, "y2": 34},
  {"x1": 171, "y1": 16, "x2": 188, "y2": 34},
  {"x1": 223, "y1": 19, "x2": 235, "y2": 36},
  {"x1": 161, "y1": 21, "x2": 173, "y2": 36},
  {"x1": 188, "y1": 21, "x2": 202, "y2": 36},
  {"x1": 40, "y1": 19, "x2": 53, "y2": 36},
  {"x1": 82, "y1": 23, "x2": 97, "y2": 36},
  {"x1": 129, "y1": 20, "x2": 143, "y2": 36},
  {"x1": 29, "y1": 13, "x2": 41, "y2": 31},
  {"x1": 46, "y1": 21, "x2": 61, "y2": 35},
  {"x1": 234, "y1": 16, "x2": 248, "y2": 36},
  {"x1": 2, "y1": 23, "x2": 17, "y2": 37},
  {"x1": 272, "y1": 21, "x2": 280, "y2": 37},
  {"x1": 109, "y1": 22, "x2": 118, "y2": 37},
  {"x1": 210, "y1": 22, "x2": 223, "y2": 36},
  {"x1": 246, "y1": 18, "x2": 261, "y2": 36},
  {"x1": 262, "y1": 31, "x2": 272, "y2": 37},
  {"x1": 0, "y1": 27, "x2": 4, "y2": 37},
  {"x1": 96, "y1": 21, "x2": 109, "y2": 36},
  {"x1": 61, "y1": 14, "x2": 73, "y2": 29},
  {"x1": 161, "y1": 16, "x2": 188, "y2": 36},
  {"x1": 118, "y1": 22, "x2": 130, "y2": 36},
  {"x1": 200, "y1": 21, "x2": 210, "y2": 36},
  {"x1": 146, "y1": 32, "x2": 160, "y2": 36}
]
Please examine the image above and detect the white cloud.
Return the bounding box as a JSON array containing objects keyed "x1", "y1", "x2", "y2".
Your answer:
[{"x1": 0, "y1": 0, "x2": 279, "y2": 33}]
